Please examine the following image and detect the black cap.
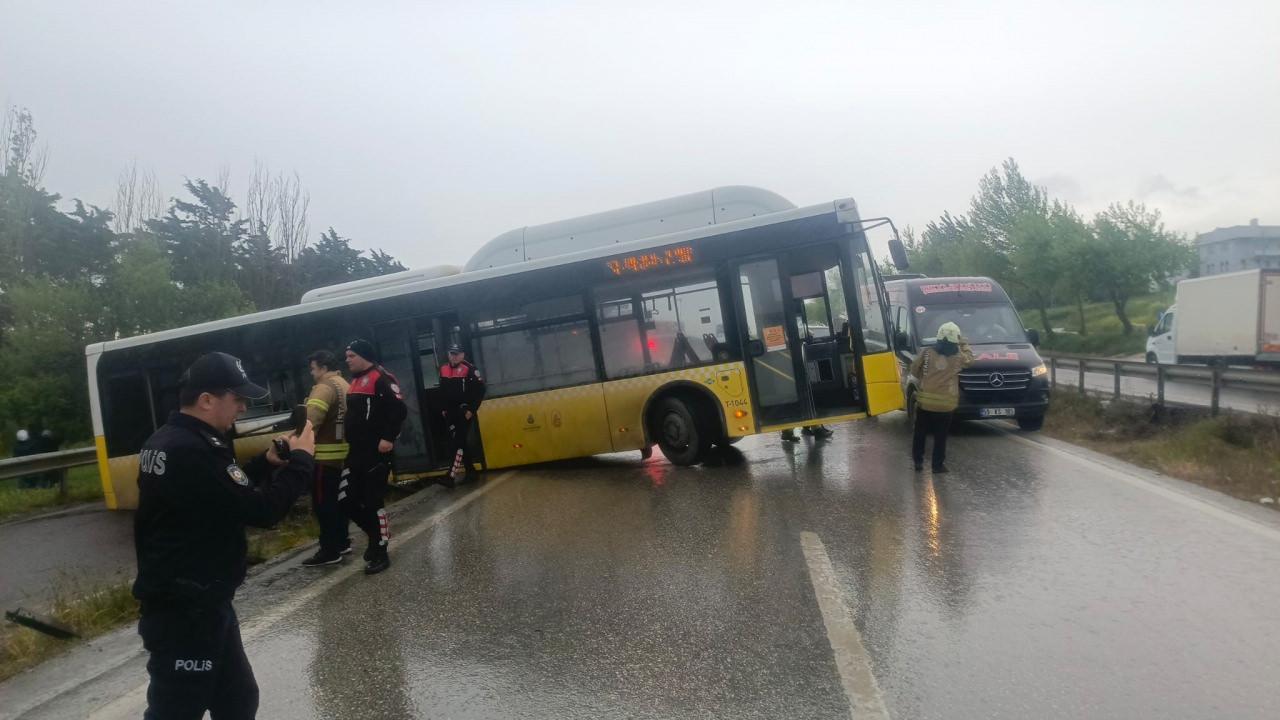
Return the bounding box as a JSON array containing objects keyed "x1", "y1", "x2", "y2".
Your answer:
[
  {"x1": 346, "y1": 338, "x2": 379, "y2": 363},
  {"x1": 182, "y1": 352, "x2": 269, "y2": 400},
  {"x1": 447, "y1": 344, "x2": 464, "y2": 353}
]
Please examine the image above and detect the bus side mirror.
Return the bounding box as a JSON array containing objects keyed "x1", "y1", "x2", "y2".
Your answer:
[
  {"x1": 1146, "y1": 324, "x2": 1155, "y2": 337},
  {"x1": 1027, "y1": 328, "x2": 1040, "y2": 347},
  {"x1": 894, "y1": 330, "x2": 911, "y2": 349},
  {"x1": 747, "y1": 339, "x2": 766, "y2": 357},
  {"x1": 888, "y1": 239, "x2": 910, "y2": 270}
]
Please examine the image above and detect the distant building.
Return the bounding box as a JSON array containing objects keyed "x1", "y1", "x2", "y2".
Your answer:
[{"x1": 1195, "y1": 219, "x2": 1280, "y2": 276}]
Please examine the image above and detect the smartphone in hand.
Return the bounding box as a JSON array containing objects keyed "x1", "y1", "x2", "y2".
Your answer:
[{"x1": 290, "y1": 404, "x2": 307, "y2": 436}]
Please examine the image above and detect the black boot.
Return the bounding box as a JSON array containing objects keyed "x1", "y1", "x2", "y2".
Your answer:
[{"x1": 364, "y1": 546, "x2": 391, "y2": 575}]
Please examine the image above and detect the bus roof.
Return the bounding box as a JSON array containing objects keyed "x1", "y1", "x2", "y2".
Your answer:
[
  {"x1": 464, "y1": 186, "x2": 795, "y2": 272},
  {"x1": 87, "y1": 196, "x2": 855, "y2": 356}
]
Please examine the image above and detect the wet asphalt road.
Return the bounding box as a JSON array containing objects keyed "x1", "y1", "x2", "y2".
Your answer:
[
  {"x1": 246, "y1": 416, "x2": 1280, "y2": 719},
  {"x1": 0, "y1": 504, "x2": 133, "y2": 611},
  {"x1": 11, "y1": 414, "x2": 1280, "y2": 719}
]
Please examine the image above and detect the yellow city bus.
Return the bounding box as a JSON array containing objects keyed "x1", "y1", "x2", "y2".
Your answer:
[{"x1": 86, "y1": 187, "x2": 908, "y2": 509}]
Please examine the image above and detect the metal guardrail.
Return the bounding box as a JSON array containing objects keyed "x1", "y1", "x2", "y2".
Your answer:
[
  {"x1": 1040, "y1": 352, "x2": 1280, "y2": 415},
  {"x1": 0, "y1": 447, "x2": 98, "y2": 483}
]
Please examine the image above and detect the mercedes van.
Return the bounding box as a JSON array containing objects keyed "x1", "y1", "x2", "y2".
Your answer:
[{"x1": 885, "y1": 276, "x2": 1050, "y2": 430}]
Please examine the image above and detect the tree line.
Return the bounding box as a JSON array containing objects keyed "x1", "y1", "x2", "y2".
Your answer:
[
  {"x1": 0, "y1": 107, "x2": 406, "y2": 450},
  {"x1": 902, "y1": 159, "x2": 1193, "y2": 339}
]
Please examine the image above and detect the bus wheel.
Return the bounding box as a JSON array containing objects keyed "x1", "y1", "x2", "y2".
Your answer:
[{"x1": 652, "y1": 396, "x2": 712, "y2": 466}]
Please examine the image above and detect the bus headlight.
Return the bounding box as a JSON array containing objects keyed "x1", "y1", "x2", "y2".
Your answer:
[{"x1": 1031, "y1": 363, "x2": 1048, "y2": 378}]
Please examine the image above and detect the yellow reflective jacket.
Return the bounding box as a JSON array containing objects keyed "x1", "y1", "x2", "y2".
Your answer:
[
  {"x1": 305, "y1": 371, "x2": 350, "y2": 465},
  {"x1": 909, "y1": 343, "x2": 975, "y2": 412}
]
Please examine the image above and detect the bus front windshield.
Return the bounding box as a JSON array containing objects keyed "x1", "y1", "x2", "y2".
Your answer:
[{"x1": 916, "y1": 303, "x2": 1027, "y2": 345}]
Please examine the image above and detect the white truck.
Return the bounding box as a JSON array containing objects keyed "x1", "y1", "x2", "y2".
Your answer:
[{"x1": 1146, "y1": 269, "x2": 1280, "y2": 367}]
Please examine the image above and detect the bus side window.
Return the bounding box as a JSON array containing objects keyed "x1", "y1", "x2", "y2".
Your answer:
[
  {"x1": 597, "y1": 277, "x2": 732, "y2": 379},
  {"x1": 852, "y1": 254, "x2": 889, "y2": 352},
  {"x1": 105, "y1": 373, "x2": 153, "y2": 455}
]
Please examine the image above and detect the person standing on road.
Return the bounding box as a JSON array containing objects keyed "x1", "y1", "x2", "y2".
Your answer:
[
  {"x1": 36, "y1": 429, "x2": 63, "y2": 489},
  {"x1": 438, "y1": 344, "x2": 486, "y2": 488},
  {"x1": 909, "y1": 321, "x2": 973, "y2": 474},
  {"x1": 342, "y1": 339, "x2": 407, "y2": 575},
  {"x1": 12, "y1": 429, "x2": 38, "y2": 489},
  {"x1": 133, "y1": 352, "x2": 316, "y2": 720},
  {"x1": 300, "y1": 350, "x2": 352, "y2": 568}
]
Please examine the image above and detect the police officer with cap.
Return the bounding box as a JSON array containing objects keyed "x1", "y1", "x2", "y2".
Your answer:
[
  {"x1": 342, "y1": 338, "x2": 407, "y2": 574},
  {"x1": 438, "y1": 343, "x2": 485, "y2": 487},
  {"x1": 133, "y1": 352, "x2": 315, "y2": 719}
]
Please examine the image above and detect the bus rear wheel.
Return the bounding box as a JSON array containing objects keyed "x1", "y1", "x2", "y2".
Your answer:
[{"x1": 652, "y1": 396, "x2": 713, "y2": 466}]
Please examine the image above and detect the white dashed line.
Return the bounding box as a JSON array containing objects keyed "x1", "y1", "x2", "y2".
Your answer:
[{"x1": 800, "y1": 530, "x2": 891, "y2": 720}]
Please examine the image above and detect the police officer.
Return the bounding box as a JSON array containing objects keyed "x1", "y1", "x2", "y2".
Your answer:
[
  {"x1": 438, "y1": 344, "x2": 485, "y2": 487},
  {"x1": 342, "y1": 339, "x2": 407, "y2": 575},
  {"x1": 300, "y1": 350, "x2": 352, "y2": 567},
  {"x1": 133, "y1": 352, "x2": 316, "y2": 720}
]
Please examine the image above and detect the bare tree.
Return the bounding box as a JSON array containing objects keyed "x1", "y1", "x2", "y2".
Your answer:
[
  {"x1": 240, "y1": 161, "x2": 311, "y2": 262},
  {"x1": 214, "y1": 164, "x2": 232, "y2": 198},
  {"x1": 1, "y1": 105, "x2": 49, "y2": 185},
  {"x1": 243, "y1": 158, "x2": 278, "y2": 240},
  {"x1": 274, "y1": 170, "x2": 310, "y2": 262},
  {"x1": 113, "y1": 161, "x2": 166, "y2": 234}
]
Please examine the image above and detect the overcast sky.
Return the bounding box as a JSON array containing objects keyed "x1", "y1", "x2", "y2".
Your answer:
[{"x1": 3, "y1": 0, "x2": 1278, "y2": 268}]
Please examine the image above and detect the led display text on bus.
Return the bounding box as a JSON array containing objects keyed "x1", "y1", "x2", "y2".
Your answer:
[{"x1": 606, "y1": 246, "x2": 695, "y2": 276}]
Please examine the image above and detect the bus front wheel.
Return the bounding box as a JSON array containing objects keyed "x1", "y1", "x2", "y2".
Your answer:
[{"x1": 652, "y1": 396, "x2": 713, "y2": 466}]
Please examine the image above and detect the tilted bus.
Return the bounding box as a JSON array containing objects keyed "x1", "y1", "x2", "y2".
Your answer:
[{"x1": 87, "y1": 186, "x2": 908, "y2": 509}]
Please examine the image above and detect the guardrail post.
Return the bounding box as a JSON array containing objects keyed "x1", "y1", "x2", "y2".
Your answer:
[
  {"x1": 1156, "y1": 364, "x2": 1165, "y2": 405},
  {"x1": 1078, "y1": 359, "x2": 1085, "y2": 395},
  {"x1": 1113, "y1": 362, "x2": 1121, "y2": 399},
  {"x1": 1211, "y1": 367, "x2": 1221, "y2": 416}
]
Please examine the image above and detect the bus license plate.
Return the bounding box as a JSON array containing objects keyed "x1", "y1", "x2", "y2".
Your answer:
[{"x1": 981, "y1": 408, "x2": 1016, "y2": 417}]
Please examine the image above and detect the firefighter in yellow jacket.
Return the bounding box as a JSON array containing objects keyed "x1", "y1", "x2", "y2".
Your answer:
[
  {"x1": 300, "y1": 350, "x2": 353, "y2": 567},
  {"x1": 908, "y1": 322, "x2": 974, "y2": 474}
]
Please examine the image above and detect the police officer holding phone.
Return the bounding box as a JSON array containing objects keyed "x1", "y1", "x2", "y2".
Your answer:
[{"x1": 133, "y1": 352, "x2": 316, "y2": 720}]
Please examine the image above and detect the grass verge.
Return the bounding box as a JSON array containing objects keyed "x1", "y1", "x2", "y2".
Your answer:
[
  {"x1": 1021, "y1": 290, "x2": 1174, "y2": 358},
  {"x1": 0, "y1": 465, "x2": 104, "y2": 522},
  {"x1": 1041, "y1": 390, "x2": 1280, "y2": 507},
  {"x1": 1, "y1": 479, "x2": 430, "y2": 683},
  {"x1": 0, "y1": 579, "x2": 139, "y2": 683}
]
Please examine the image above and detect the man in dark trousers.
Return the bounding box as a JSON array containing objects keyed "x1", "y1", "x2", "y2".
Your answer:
[
  {"x1": 300, "y1": 350, "x2": 352, "y2": 567},
  {"x1": 438, "y1": 343, "x2": 485, "y2": 488},
  {"x1": 133, "y1": 352, "x2": 316, "y2": 720},
  {"x1": 342, "y1": 339, "x2": 407, "y2": 575}
]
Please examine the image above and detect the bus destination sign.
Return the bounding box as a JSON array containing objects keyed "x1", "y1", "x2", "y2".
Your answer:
[{"x1": 606, "y1": 246, "x2": 694, "y2": 276}]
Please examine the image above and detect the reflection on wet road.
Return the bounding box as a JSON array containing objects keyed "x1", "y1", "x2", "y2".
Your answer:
[{"x1": 48, "y1": 414, "x2": 1280, "y2": 719}]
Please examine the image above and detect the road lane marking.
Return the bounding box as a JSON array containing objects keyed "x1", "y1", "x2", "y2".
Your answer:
[
  {"x1": 800, "y1": 531, "x2": 891, "y2": 720},
  {"x1": 86, "y1": 471, "x2": 517, "y2": 720},
  {"x1": 1001, "y1": 430, "x2": 1280, "y2": 544}
]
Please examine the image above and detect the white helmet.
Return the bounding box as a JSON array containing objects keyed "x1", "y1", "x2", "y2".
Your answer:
[
  {"x1": 16, "y1": 429, "x2": 30, "y2": 442},
  {"x1": 936, "y1": 322, "x2": 962, "y2": 344}
]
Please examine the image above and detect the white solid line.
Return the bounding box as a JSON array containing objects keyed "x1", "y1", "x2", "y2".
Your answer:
[
  {"x1": 800, "y1": 531, "x2": 891, "y2": 720},
  {"x1": 86, "y1": 471, "x2": 517, "y2": 720},
  {"x1": 1001, "y1": 431, "x2": 1280, "y2": 544}
]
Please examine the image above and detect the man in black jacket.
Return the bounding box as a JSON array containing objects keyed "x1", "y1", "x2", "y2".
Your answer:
[
  {"x1": 438, "y1": 343, "x2": 485, "y2": 487},
  {"x1": 342, "y1": 339, "x2": 407, "y2": 574},
  {"x1": 133, "y1": 352, "x2": 315, "y2": 720}
]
